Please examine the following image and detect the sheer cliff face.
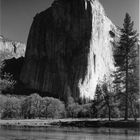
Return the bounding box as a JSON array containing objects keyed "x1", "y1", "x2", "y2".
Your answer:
[
  {"x1": 20, "y1": 0, "x2": 117, "y2": 100},
  {"x1": 0, "y1": 35, "x2": 26, "y2": 59}
]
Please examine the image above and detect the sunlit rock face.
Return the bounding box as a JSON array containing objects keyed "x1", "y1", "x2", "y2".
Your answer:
[
  {"x1": 0, "y1": 35, "x2": 26, "y2": 59},
  {"x1": 78, "y1": 0, "x2": 117, "y2": 99},
  {"x1": 20, "y1": 0, "x2": 117, "y2": 100}
]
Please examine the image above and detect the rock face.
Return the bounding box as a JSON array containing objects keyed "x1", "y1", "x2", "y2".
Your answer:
[
  {"x1": 0, "y1": 35, "x2": 26, "y2": 94},
  {"x1": 20, "y1": 0, "x2": 117, "y2": 101},
  {"x1": 0, "y1": 35, "x2": 26, "y2": 60}
]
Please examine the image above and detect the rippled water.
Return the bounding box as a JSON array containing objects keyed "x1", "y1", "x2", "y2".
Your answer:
[{"x1": 0, "y1": 126, "x2": 139, "y2": 140}]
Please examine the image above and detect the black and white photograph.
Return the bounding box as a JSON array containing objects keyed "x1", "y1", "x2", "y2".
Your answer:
[{"x1": 0, "y1": 0, "x2": 139, "y2": 139}]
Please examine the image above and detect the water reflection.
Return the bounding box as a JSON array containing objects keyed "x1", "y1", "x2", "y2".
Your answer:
[{"x1": 0, "y1": 126, "x2": 139, "y2": 140}]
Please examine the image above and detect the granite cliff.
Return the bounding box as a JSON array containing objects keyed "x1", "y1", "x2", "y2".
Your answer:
[
  {"x1": 0, "y1": 35, "x2": 26, "y2": 60},
  {"x1": 20, "y1": 0, "x2": 117, "y2": 101},
  {"x1": 0, "y1": 36, "x2": 26, "y2": 93}
]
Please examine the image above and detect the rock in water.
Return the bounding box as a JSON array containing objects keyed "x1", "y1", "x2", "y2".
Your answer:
[{"x1": 20, "y1": 0, "x2": 117, "y2": 101}]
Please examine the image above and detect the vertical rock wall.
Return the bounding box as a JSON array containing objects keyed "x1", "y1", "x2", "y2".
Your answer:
[
  {"x1": 0, "y1": 35, "x2": 26, "y2": 59},
  {"x1": 20, "y1": 0, "x2": 117, "y2": 100},
  {"x1": 78, "y1": 0, "x2": 116, "y2": 99}
]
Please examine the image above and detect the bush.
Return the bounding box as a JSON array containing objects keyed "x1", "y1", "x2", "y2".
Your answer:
[
  {"x1": 21, "y1": 93, "x2": 42, "y2": 119},
  {"x1": 0, "y1": 77, "x2": 15, "y2": 94},
  {"x1": 0, "y1": 95, "x2": 8, "y2": 117},
  {"x1": 0, "y1": 61, "x2": 16, "y2": 94},
  {"x1": 40, "y1": 97, "x2": 66, "y2": 119},
  {"x1": 66, "y1": 100, "x2": 94, "y2": 118},
  {"x1": 111, "y1": 106, "x2": 121, "y2": 118},
  {"x1": 1, "y1": 96, "x2": 21, "y2": 119},
  {"x1": 79, "y1": 104, "x2": 93, "y2": 118},
  {"x1": 0, "y1": 93, "x2": 95, "y2": 119},
  {"x1": 67, "y1": 103, "x2": 82, "y2": 118},
  {"x1": 21, "y1": 93, "x2": 66, "y2": 119}
]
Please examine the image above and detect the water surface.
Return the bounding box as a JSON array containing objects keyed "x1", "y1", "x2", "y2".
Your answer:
[{"x1": 0, "y1": 126, "x2": 139, "y2": 140}]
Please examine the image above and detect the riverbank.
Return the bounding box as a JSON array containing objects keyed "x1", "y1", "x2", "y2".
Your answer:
[{"x1": 0, "y1": 119, "x2": 139, "y2": 128}]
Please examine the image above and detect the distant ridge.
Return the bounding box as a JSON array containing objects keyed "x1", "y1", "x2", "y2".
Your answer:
[{"x1": 0, "y1": 35, "x2": 26, "y2": 59}]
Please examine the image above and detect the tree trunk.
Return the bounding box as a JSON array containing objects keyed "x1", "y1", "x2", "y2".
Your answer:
[
  {"x1": 125, "y1": 49, "x2": 129, "y2": 121},
  {"x1": 130, "y1": 100, "x2": 137, "y2": 122},
  {"x1": 108, "y1": 105, "x2": 111, "y2": 121}
]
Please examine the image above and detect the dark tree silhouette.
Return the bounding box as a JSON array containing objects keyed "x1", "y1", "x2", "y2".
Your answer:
[{"x1": 115, "y1": 13, "x2": 139, "y2": 121}]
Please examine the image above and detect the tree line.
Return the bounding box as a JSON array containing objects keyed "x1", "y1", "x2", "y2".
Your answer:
[{"x1": 0, "y1": 93, "x2": 97, "y2": 119}]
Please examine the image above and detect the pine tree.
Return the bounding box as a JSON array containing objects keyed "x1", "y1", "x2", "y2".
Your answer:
[{"x1": 115, "y1": 13, "x2": 139, "y2": 121}]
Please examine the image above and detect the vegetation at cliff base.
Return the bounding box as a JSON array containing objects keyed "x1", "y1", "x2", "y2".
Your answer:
[{"x1": 0, "y1": 94, "x2": 66, "y2": 119}]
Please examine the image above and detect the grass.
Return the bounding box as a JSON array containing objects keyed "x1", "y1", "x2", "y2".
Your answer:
[{"x1": 0, "y1": 118, "x2": 139, "y2": 128}]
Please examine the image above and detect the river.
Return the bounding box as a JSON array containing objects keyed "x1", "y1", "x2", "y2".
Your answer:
[{"x1": 0, "y1": 126, "x2": 139, "y2": 140}]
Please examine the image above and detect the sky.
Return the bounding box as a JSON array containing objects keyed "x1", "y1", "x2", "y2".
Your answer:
[{"x1": 0, "y1": 0, "x2": 139, "y2": 43}]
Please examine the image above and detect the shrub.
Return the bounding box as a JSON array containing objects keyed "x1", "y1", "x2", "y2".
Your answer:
[
  {"x1": 79, "y1": 104, "x2": 93, "y2": 118},
  {"x1": 1, "y1": 96, "x2": 21, "y2": 119},
  {"x1": 40, "y1": 97, "x2": 66, "y2": 119},
  {"x1": 0, "y1": 95, "x2": 8, "y2": 117},
  {"x1": 0, "y1": 77, "x2": 15, "y2": 94},
  {"x1": 21, "y1": 93, "x2": 42, "y2": 119},
  {"x1": 0, "y1": 61, "x2": 16, "y2": 94},
  {"x1": 21, "y1": 94, "x2": 66, "y2": 119},
  {"x1": 67, "y1": 103, "x2": 82, "y2": 118},
  {"x1": 66, "y1": 100, "x2": 95, "y2": 118}
]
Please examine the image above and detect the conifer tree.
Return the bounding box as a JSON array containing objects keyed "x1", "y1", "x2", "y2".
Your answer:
[{"x1": 115, "y1": 13, "x2": 139, "y2": 120}]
